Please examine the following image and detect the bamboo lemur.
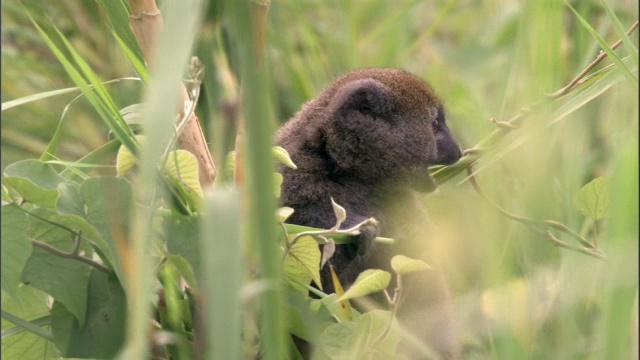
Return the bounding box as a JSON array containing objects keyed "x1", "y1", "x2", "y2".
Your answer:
[{"x1": 277, "y1": 68, "x2": 463, "y2": 359}]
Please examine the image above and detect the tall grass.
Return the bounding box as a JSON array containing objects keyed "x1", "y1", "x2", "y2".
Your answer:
[{"x1": 2, "y1": 0, "x2": 638, "y2": 358}]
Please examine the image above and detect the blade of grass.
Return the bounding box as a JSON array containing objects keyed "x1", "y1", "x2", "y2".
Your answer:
[
  {"x1": 59, "y1": 139, "x2": 121, "y2": 180},
  {"x1": 39, "y1": 78, "x2": 141, "y2": 162},
  {"x1": 566, "y1": 1, "x2": 638, "y2": 85},
  {"x1": 1, "y1": 311, "x2": 54, "y2": 342},
  {"x1": 53, "y1": 27, "x2": 139, "y2": 154},
  {"x1": 226, "y1": 0, "x2": 286, "y2": 359},
  {"x1": 600, "y1": 0, "x2": 638, "y2": 65},
  {"x1": 201, "y1": 189, "x2": 243, "y2": 360},
  {"x1": 25, "y1": 11, "x2": 140, "y2": 157},
  {"x1": 1, "y1": 77, "x2": 140, "y2": 112},
  {"x1": 113, "y1": 31, "x2": 149, "y2": 82},
  {"x1": 118, "y1": 0, "x2": 206, "y2": 358},
  {"x1": 95, "y1": 0, "x2": 145, "y2": 66}
]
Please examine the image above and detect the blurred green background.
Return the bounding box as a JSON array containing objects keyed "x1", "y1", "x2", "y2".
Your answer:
[{"x1": 2, "y1": 0, "x2": 638, "y2": 358}]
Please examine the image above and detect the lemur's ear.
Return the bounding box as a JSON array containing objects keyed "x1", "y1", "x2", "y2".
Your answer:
[{"x1": 328, "y1": 78, "x2": 396, "y2": 121}]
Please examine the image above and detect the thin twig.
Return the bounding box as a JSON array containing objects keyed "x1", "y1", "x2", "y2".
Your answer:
[
  {"x1": 31, "y1": 238, "x2": 111, "y2": 272},
  {"x1": 372, "y1": 274, "x2": 402, "y2": 345},
  {"x1": 547, "y1": 20, "x2": 639, "y2": 98},
  {"x1": 281, "y1": 218, "x2": 377, "y2": 261},
  {"x1": 466, "y1": 167, "x2": 607, "y2": 261}
]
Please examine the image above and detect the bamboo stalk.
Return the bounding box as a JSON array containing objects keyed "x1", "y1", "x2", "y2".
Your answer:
[{"x1": 128, "y1": 0, "x2": 216, "y2": 187}]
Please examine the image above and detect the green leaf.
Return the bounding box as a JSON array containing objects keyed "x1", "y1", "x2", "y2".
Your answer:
[
  {"x1": 284, "y1": 235, "x2": 322, "y2": 293},
  {"x1": 42, "y1": 207, "x2": 115, "y2": 275},
  {"x1": 575, "y1": 177, "x2": 610, "y2": 220},
  {"x1": 119, "y1": 103, "x2": 145, "y2": 127},
  {"x1": 76, "y1": 177, "x2": 134, "y2": 281},
  {"x1": 1, "y1": 296, "x2": 59, "y2": 359},
  {"x1": 165, "y1": 254, "x2": 199, "y2": 291},
  {"x1": 21, "y1": 247, "x2": 91, "y2": 328},
  {"x1": 165, "y1": 150, "x2": 203, "y2": 198},
  {"x1": 20, "y1": 208, "x2": 95, "y2": 327},
  {"x1": 338, "y1": 269, "x2": 391, "y2": 301},
  {"x1": 317, "y1": 310, "x2": 402, "y2": 359},
  {"x1": 315, "y1": 294, "x2": 357, "y2": 323},
  {"x1": 1, "y1": 286, "x2": 56, "y2": 357},
  {"x1": 3, "y1": 160, "x2": 69, "y2": 208},
  {"x1": 51, "y1": 270, "x2": 126, "y2": 358},
  {"x1": 390, "y1": 255, "x2": 432, "y2": 275},
  {"x1": 1, "y1": 185, "x2": 11, "y2": 203},
  {"x1": 285, "y1": 289, "x2": 334, "y2": 342},
  {"x1": 318, "y1": 319, "x2": 358, "y2": 359},
  {"x1": 1, "y1": 205, "x2": 32, "y2": 300},
  {"x1": 56, "y1": 183, "x2": 85, "y2": 217},
  {"x1": 272, "y1": 146, "x2": 297, "y2": 169},
  {"x1": 166, "y1": 214, "x2": 201, "y2": 275}
]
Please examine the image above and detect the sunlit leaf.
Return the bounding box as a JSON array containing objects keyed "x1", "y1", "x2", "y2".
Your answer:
[
  {"x1": 165, "y1": 150, "x2": 203, "y2": 198},
  {"x1": 390, "y1": 255, "x2": 432, "y2": 275},
  {"x1": 272, "y1": 146, "x2": 297, "y2": 169},
  {"x1": 575, "y1": 176, "x2": 610, "y2": 220},
  {"x1": 116, "y1": 135, "x2": 144, "y2": 176},
  {"x1": 276, "y1": 206, "x2": 295, "y2": 223},
  {"x1": 318, "y1": 310, "x2": 402, "y2": 359},
  {"x1": 284, "y1": 235, "x2": 322, "y2": 293},
  {"x1": 329, "y1": 265, "x2": 353, "y2": 321},
  {"x1": 0, "y1": 286, "x2": 59, "y2": 358},
  {"x1": 338, "y1": 269, "x2": 391, "y2": 301}
]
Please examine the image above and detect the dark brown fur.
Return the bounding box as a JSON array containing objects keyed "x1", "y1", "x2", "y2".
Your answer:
[{"x1": 277, "y1": 68, "x2": 462, "y2": 359}]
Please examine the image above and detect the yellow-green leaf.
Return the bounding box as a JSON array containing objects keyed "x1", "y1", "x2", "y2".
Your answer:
[
  {"x1": 284, "y1": 235, "x2": 322, "y2": 294},
  {"x1": 575, "y1": 177, "x2": 610, "y2": 220},
  {"x1": 390, "y1": 255, "x2": 431, "y2": 275},
  {"x1": 329, "y1": 266, "x2": 353, "y2": 321},
  {"x1": 165, "y1": 150, "x2": 203, "y2": 198},
  {"x1": 315, "y1": 294, "x2": 354, "y2": 323},
  {"x1": 116, "y1": 135, "x2": 144, "y2": 176},
  {"x1": 276, "y1": 207, "x2": 295, "y2": 223},
  {"x1": 338, "y1": 269, "x2": 390, "y2": 301},
  {"x1": 272, "y1": 146, "x2": 297, "y2": 169}
]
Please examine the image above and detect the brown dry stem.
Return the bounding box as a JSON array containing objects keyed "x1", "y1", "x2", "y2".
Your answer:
[
  {"x1": 466, "y1": 167, "x2": 607, "y2": 261},
  {"x1": 547, "y1": 20, "x2": 639, "y2": 98},
  {"x1": 128, "y1": 0, "x2": 216, "y2": 187}
]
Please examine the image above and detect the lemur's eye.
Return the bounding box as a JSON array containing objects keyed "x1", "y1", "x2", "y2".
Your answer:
[{"x1": 432, "y1": 119, "x2": 441, "y2": 131}]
